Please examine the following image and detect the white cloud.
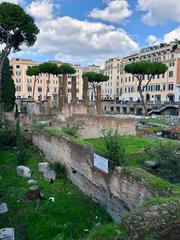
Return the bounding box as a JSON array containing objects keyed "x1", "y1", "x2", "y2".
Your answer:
[
  {"x1": 163, "y1": 26, "x2": 180, "y2": 43},
  {"x1": 15, "y1": 0, "x2": 138, "y2": 65},
  {"x1": 137, "y1": 0, "x2": 180, "y2": 25},
  {"x1": 27, "y1": 0, "x2": 55, "y2": 20},
  {"x1": 146, "y1": 35, "x2": 160, "y2": 46},
  {"x1": 89, "y1": 0, "x2": 132, "y2": 24},
  {"x1": 0, "y1": 0, "x2": 19, "y2": 3}
]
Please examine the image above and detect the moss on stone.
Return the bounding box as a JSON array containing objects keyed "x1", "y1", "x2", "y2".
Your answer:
[{"x1": 44, "y1": 127, "x2": 89, "y2": 148}]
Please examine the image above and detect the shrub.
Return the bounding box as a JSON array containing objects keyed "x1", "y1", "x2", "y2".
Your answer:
[
  {"x1": 50, "y1": 162, "x2": 67, "y2": 179},
  {"x1": 62, "y1": 121, "x2": 84, "y2": 138},
  {"x1": 102, "y1": 127, "x2": 125, "y2": 170},
  {"x1": 0, "y1": 112, "x2": 16, "y2": 147},
  {"x1": 145, "y1": 142, "x2": 180, "y2": 183},
  {"x1": 16, "y1": 119, "x2": 26, "y2": 164}
]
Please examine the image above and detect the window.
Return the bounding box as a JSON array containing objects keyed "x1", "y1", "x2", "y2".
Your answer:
[
  {"x1": 54, "y1": 87, "x2": 57, "y2": 93},
  {"x1": 27, "y1": 79, "x2": 32, "y2": 83},
  {"x1": 169, "y1": 71, "x2": 173, "y2": 77},
  {"x1": 16, "y1": 86, "x2": 21, "y2": 92},
  {"x1": 16, "y1": 65, "x2": 20, "y2": 69},
  {"x1": 38, "y1": 79, "x2": 42, "y2": 84},
  {"x1": 28, "y1": 86, "x2": 32, "y2": 92},
  {"x1": 16, "y1": 79, "x2": 21, "y2": 83},
  {"x1": 38, "y1": 87, "x2": 42, "y2": 92},
  {"x1": 156, "y1": 85, "x2": 160, "y2": 91},
  {"x1": 163, "y1": 84, "x2": 166, "y2": 91},
  {"x1": 16, "y1": 71, "x2": 20, "y2": 76},
  {"x1": 129, "y1": 77, "x2": 131, "y2": 82},
  {"x1": 53, "y1": 80, "x2": 57, "y2": 84},
  {"x1": 168, "y1": 84, "x2": 174, "y2": 91},
  {"x1": 162, "y1": 73, "x2": 165, "y2": 78},
  {"x1": 169, "y1": 62, "x2": 175, "y2": 67}
]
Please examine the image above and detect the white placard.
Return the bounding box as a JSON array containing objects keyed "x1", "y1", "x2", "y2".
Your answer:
[{"x1": 94, "y1": 153, "x2": 108, "y2": 174}]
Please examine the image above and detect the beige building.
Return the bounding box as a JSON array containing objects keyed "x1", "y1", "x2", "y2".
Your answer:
[
  {"x1": 11, "y1": 58, "x2": 91, "y2": 102},
  {"x1": 102, "y1": 41, "x2": 180, "y2": 103}
]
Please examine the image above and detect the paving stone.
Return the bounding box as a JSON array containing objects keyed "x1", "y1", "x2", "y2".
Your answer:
[
  {"x1": 0, "y1": 203, "x2": 8, "y2": 215},
  {"x1": 0, "y1": 228, "x2": 14, "y2": 240},
  {"x1": 16, "y1": 165, "x2": 32, "y2": 178},
  {"x1": 38, "y1": 162, "x2": 49, "y2": 173}
]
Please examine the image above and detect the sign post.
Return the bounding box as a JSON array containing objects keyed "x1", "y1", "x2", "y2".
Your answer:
[{"x1": 93, "y1": 153, "x2": 108, "y2": 174}]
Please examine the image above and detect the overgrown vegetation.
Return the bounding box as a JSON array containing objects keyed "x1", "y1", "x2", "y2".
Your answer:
[
  {"x1": 145, "y1": 141, "x2": 180, "y2": 183},
  {"x1": 0, "y1": 112, "x2": 16, "y2": 148},
  {"x1": 1, "y1": 57, "x2": 15, "y2": 111},
  {"x1": 84, "y1": 136, "x2": 157, "y2": 167},
  {"x1": 102, "y1": 127, "x2": 125, "y2": 170},
  {"x1": 0, "y1": 148, "x2": 112, "y2": 240},
  {"x1": 62, "y1": 120, "x2": 84, "y2": 138},
  {"x1": 16, "y1": 119, "x2": 26, "y2": 164},
  {"x1": 50, "y1": 162, "x2": 67, "y2": 179}
]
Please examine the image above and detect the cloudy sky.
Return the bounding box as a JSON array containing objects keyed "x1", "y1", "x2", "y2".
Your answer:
[{"x1": 2, "y1": 0, "x2": 180, "y2": 65}]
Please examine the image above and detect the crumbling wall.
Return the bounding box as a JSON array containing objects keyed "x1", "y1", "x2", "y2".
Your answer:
[
  {"x1": 33, "y1": 131, "x2": 157, "y2": 221},
  {"x1": 67, "y1": 114, "x2": 136, "y2": 139}
]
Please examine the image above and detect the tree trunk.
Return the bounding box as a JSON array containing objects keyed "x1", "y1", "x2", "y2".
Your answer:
[
  {"x1": 96, "y1": 85, "x2": 102, "y2": 115},
  {"x1": 58, "y1": 75, "x2": 64, "y2": 112},
  {"x1": 63, "y1": 74, "x2": 68, "y2": 104},
  {"x1": 46, "y1": 74, "x2": 50, "y2": 100},
  {"x1": 32, "y1": 76, "x2": 37, "y2": 99},
  {"x1": 83, "y1": 76, "x2": 89, "y2": 106},
  {"x1": 138, "y1": 86, "x2": 147, "y2": 116},
  {"x1": 71, "y1": 76, "x2": 77, "y2": 104},
  {"x1": 39, "y1": 95, "x2": 42, "y2": 113}
]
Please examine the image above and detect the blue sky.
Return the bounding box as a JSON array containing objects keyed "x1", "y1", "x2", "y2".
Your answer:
[{"x1": 4, "y1": 0, "x2": 180, "y2": 65}]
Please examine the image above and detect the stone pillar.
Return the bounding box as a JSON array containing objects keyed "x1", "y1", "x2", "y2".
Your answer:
[
  {"x1": 71, "y1": 76, "x2": 77, "y2": 104},
  {"x1": 47, "y1": 96, "x2": 51, "y2": 115},
  {"x1": 96, "y1": 85, "x2": 102, "y2": 115},
  {"x1": 83, "y1": 76, "x2": 89, "y2": 106},
  {"x1": 63, "y1": 74, "x2": 68, "y2": 104},
  {"x1": 39, "y1": 95, "x2": 42, "y2": 113},
  {"x1": 58, "y1": 76, "x2": 64, "y2": 112}
]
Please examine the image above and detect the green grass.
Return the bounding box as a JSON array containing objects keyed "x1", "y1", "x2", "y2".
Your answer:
[
  {"x1": 84, "y1": 136, "x2": 157, "y2": 167},
  {"x1": 0, "y1": 147, "x2": 111, "y2": 240},
  {"x1": 86, "y1": 222, "x2": 128, "y2": 240},
  {"x1": 84, "y1": 136, "x2": 176, "y2": 167},
  {"x1": 139, "y1": 118, "x2": 168, "y2": 125}
]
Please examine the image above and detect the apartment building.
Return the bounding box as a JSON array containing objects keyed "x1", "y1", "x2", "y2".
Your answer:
[
  {"x1": 102, "y1": 41, "x2": 180, "y2": 103},
  {"x1": 11, "y1": 58, "x2": 88, "y2": 101}
]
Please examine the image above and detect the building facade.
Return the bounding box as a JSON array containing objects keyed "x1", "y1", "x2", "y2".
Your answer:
[
  {"x1": 102, "y1": 41, "x2": 180, "y2": 103},
  {"x1": 11, "y1": 58, "x2": 100, "y2": 102}
]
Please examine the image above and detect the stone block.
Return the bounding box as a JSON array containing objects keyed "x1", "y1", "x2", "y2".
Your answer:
[
  {"x1": 0, "y1": 228, "x2": 14, "y2": 240},
  {"x1": 43, "y1": 170, "x2": 56, "y2": 182},
  {"x1": 17, "y1": 166, "x2": 32, "y2": 178},
  {"x1": 0, "y1": 203, "x2": 8, "y2": 215},
  {"x1": 38, "y1": 162, "x2": 49, "y2": 173}
]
